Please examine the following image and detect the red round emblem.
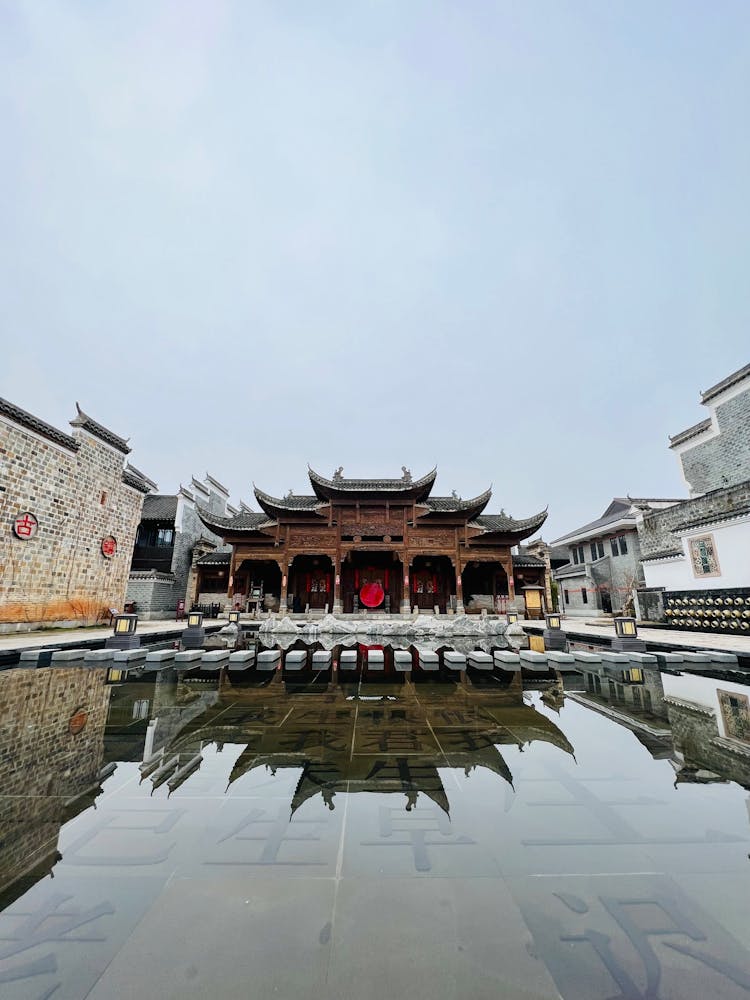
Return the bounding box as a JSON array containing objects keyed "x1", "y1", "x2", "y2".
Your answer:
[
  {"x1": 13, "y1": 512, "x2": 38, "y2": 540},
  {"x1": 69, "y1": 709, "x2": 88, "y2": 735},
  {"x1": 101, "y1": 536, "x2": 117, "y2": 558},
  {"x1": 360, "y1": 582, "x2": 385, "y2": 608}
]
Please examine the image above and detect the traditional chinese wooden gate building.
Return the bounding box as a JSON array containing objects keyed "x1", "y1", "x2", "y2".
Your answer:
[{"x1": 196, "y1": 467, "x2": 547, "y2": 615}]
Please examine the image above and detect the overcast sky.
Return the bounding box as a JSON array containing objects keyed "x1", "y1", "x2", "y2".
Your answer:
[{"x1": 1, "y1": 2, "x2": 748, "y2": 539}]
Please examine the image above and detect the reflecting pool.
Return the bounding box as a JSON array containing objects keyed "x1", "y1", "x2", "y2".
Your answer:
[{"x1": 1, "y1": 661, "x2": 749, "y2": 999}]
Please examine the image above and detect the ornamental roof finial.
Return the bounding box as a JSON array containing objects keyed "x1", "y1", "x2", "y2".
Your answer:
[
  {"x1": 401, "y1": 466, "x2": 412, "y2": 482},
  {"x1": 333, "y1": 466, "x2": 344, "y2": 481}
]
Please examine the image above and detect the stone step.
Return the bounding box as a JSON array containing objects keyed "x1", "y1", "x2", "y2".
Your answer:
[
  {"x1": 468, "y1": 651, "x2": 493, "y2": 671},
  {"x1": 393, "y1": 650, "x2": 412, "y2": 672},
  {"x1": 113, "y1": 649, "x2": 148, "y2": 663},
  {"x1": 285, "y1": 650, "x2": 307, "y2": 671}
]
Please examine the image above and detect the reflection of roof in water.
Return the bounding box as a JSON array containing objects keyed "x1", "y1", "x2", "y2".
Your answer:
[{"x1": 164, "y1": 685, "x2": 574, "y2": 813}]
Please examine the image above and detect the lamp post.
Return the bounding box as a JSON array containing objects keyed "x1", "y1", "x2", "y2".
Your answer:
[
  {"x1": 105, "y1": 614, "x2": 140, "y2": 651},
  {"x1": 182, "y1": 611, "x2": 206, "y2": 650},
  {"x1": 542, "y1": 611, "x2": 567, "y2": 652},
  {"x1": 612, "y1": 616, "x2": 646, "y2": 652}
]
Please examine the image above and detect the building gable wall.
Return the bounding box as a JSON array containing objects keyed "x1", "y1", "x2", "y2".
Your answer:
[
  {"x1": 677, "y1": 382, "x2": 750, "y2": 495},
  {"x1": 0, "y1": 412, "x2": 145, "y2": 630}
]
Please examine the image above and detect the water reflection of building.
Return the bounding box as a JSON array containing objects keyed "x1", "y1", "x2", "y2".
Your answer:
[
  {"x1": 571, "y1": 663, "x2": 674, "y2": 759},
  {"x1": 662, "y1": 671, "x2": 750, "y2": 788},
  {"x1": 0, "y1": 667, "x2": 110, "y2": 903},
  {"x1": 104, "y1": 671, "x2": 220, "y2": 766},
  {"x1": 138, "y1": 683, "x2": 574, "y2": 814},
  {"x1": 572, "y1": 662, "x2": 750, "y2": 790}
]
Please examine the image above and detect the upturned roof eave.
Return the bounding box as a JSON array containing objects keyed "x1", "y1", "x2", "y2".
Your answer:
[
  {"x1": 195, "y1": 504, "x2": 275, "y2": 538},
  {"x1": 253, "y1": 485, "x2": 326, "y2": 519},
  {"x1": 307, "y1": 465, "x2": 438, "y2": 502},
  {"x1": 420, "y1": 486, "x2": 493, "y2": 519},
  {"x1": 471, "y1": 508, "x2": 548, "y2": 542}
]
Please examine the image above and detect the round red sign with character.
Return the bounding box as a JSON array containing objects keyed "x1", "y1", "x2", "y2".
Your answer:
[
  {"x1": 360, "y1": 582, "x2": 385, "y2": 608},
  {"x1": 13, "y1": 512, "x2": 38, "y2": 540},
  {"x1": 101, "y1": 536, "x2": 117, "y2": 558}
]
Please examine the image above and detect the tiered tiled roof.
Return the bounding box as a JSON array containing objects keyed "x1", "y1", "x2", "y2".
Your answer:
[
  {"x1": 422, "y1": 486, "x2": 492, "y2": 517},
  {"x1": 196, "y1": 507, "x2": 274, "y2": 533},
  {"x1": 473, "y1": 510, "x2": 548, "y2": 535},
  {"x1": 253, "y1": 486, "x2": 326, "y2": 519},
  {"x1": 308, "y1": 466, "x2": 437, "y2": 501}
]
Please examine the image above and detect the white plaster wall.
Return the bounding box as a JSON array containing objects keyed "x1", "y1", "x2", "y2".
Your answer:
[{"x1": 643, "y1": 517, "x2": 750, "y2": 591}]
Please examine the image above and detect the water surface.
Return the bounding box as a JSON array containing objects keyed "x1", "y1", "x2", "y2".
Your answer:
[{"x1": 1, "y1": 659, "x2": 749, "y2": 999}]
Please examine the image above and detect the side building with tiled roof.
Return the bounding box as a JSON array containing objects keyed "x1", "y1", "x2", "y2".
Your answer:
[
  {"x1": 125, "y1": 474, "x2": 236, "y2": 619},
  {"x1": 0, "y1": 397, "x2": 153, "y2": 632},
  {"x1": 550, "y1": 497, "x2": 683, "y2": 618},
  {"x1": 636, "y1": 362, "x2": 750, "y2": 630}
]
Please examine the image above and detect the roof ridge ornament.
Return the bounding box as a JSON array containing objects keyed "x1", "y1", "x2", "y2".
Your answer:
[
  {"x1": 401, "y1": 466, "x2": 412, "y2": 482},
  {"x1": 333, "y1": 466, "x2": 344, "y2": 481}
]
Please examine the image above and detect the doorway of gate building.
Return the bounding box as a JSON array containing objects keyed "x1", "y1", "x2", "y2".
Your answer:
[
  {"x1": 288, "y1": 555, "x2": 334, "y2": 612},
  {"x1": 409, "y1": 555, "x2": 455, "y2": 614},
  {"x1": 233, "y1": 559, "x2": 282, "y2": 613},
  {"x1": 341, "y1": 551, "x2": 403, "y2": 613},
  {"x1": 461, "y1": 560, "x2": 509, "y2": 614}
]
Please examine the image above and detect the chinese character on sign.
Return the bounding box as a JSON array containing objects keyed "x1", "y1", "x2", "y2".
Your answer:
[
  {"x1": 101, "y1": 536, "x2": 117, "y2": 558},
  {"x1": 12, "y1": 511, "x2": 38, "y2": 539}
]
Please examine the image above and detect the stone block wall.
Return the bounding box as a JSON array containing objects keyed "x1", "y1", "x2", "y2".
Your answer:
[
  {"x1": 638, "y1": 479, "x2": 750, "y2": 558},
  {"x1": 195, "y1": 589, "x2": 228, "y2": 610},
  {"x1": 0, "y1": 666, "x2": 109, "y2": 894},
  {"x1": 0, "y1": 411, "x2": 147, "y2": 630},
  {"x1": 126, "y1": 571, "x2": 176, "y2": 620},
  {"x1": 679, "y1": 388, "x2": 750, "y2": 495},
  {"x1": 635, "y1": 587, "x2": 666, "y2": 622}
]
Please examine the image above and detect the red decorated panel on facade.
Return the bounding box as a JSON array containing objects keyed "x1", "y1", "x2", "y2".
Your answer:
[
  {"x1": 13, "y1": 512, "x2": 38, "y2": 539},
  {"x1": 101, "y1": 536, "x2": 117, "y2": 558}
]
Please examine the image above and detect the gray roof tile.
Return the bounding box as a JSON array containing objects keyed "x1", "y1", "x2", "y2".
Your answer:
[
  {"x1": 700, "y1": 361, "x2": 750, "y2": 403},
  {"x1": 70, "y1": 403, "x2": 130, "y2": 454},
  {"x1": 0, "y1": 396, "x2": 79, "y2": 452},
  {"x1": 141, "y1": 495, "x2": 179, "y2": 521}
]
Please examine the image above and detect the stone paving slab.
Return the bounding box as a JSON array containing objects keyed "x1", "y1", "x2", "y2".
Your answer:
[{"x1": 524, "y1": 619, "x2": 750, "y2": 656}]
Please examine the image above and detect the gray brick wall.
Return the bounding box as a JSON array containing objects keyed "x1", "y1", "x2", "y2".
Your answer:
[
  {"x1": 0, "y1": 414, "x2": 145, "y2": 630},
  {"x1": 679, "y1": 385, "x2": 750, "y2": 494},
  {"x1": 171, "y1": 487, "x2": 229, "y2": 606},
  {"x1": 666, "y1": 701, "x2": 750, "y2": 787},
  {"x1": 638, "y1": 479, "x2": 750, "y2": 558},
  {"x1": 125, "y1": 571, "x2": 176, "y2": 620}
]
